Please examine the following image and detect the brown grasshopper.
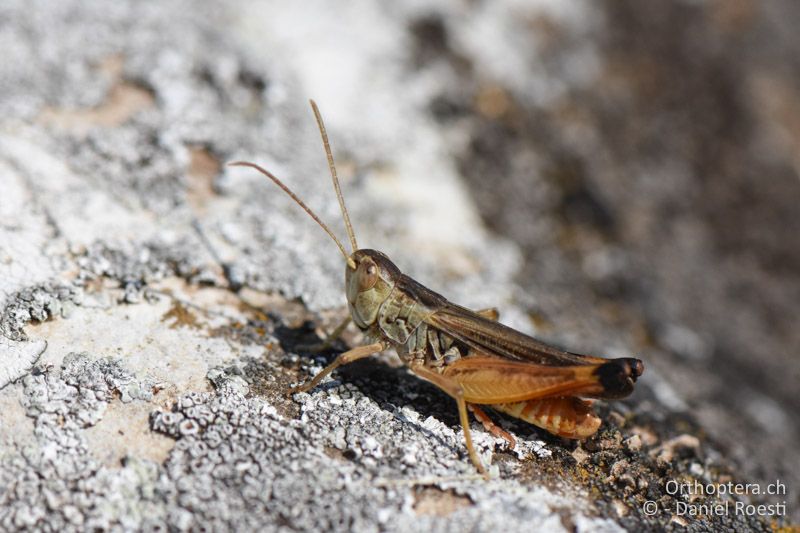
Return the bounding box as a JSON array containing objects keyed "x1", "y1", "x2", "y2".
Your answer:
[{"x1": 231, "y1": 100, "x2": 644, "y2": 475}]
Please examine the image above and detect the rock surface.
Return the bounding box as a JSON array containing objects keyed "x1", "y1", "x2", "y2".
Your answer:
[{"x1": 1, "y1": 1, "x2": 796, "y2": 531}]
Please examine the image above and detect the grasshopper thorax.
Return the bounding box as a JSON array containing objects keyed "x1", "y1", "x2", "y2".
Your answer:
[{"x1": 345, "y1": 249, "x2": 401, "y2": 330}]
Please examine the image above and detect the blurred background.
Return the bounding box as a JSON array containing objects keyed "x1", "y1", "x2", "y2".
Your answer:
[
  {"x1": 406, "y1": 0, "x2": 800, "y2": 518},
  {"x1": 404, "y1": 0, "x2": 800, "y2": 514},
  {"x1": 1, "y1": 0, "x2": 798, "y2": 525}
]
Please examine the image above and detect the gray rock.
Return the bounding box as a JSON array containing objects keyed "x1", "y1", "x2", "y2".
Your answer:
[{"x1": 0, "y1": 0, "x2": 793, "y2": 531}]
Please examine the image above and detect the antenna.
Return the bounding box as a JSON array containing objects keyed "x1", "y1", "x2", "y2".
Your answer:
[
  {"x1": 309, "y1": 99, "x2": 359, "y2": 253},
  {"x1": 228, "y1": 161, "x2": 357, "y2": 270}
]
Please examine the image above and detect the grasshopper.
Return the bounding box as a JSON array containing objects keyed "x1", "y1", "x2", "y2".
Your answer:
[{"x1": 231, "y1": 100, "x2": 644, "y2": 476}]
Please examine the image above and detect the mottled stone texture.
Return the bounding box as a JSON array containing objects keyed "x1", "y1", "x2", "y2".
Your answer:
[{"x1": 0, "y1": 0, "x2": 796, "y2": 531}]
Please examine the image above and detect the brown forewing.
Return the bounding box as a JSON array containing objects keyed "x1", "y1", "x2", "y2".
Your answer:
[{"x1": 426, "y1": 303, "x2": 609, "y2": 366}]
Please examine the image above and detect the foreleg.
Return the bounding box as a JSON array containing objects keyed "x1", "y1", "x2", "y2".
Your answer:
[{"x1": 290, "y1": 341, "x2": 384, "y2": 394}]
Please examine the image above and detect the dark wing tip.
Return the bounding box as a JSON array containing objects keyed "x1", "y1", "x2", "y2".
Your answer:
[
  {"x1": 593, "y1": 357, "x2": 643, "y2": 399},
  {"x1": 631, "y1": 358, "x2": 644, "y2": 379}
]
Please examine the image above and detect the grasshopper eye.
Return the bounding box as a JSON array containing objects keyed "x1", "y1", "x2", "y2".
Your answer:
[{"x1": 358, "y1": 261, "x2": 379, "y2": 292}]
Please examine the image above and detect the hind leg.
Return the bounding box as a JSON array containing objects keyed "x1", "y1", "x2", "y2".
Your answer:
[
  {"x1": 410, "y1": 364, "x2": 489, "y2": 477},
  {"x1": 469, "y1": 404, "x2": 516, "y2": 450}
]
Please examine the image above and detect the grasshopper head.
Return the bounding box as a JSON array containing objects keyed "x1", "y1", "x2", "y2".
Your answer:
[{"x1": 345, "y1": 249, "x2": 401, "y2": 330}]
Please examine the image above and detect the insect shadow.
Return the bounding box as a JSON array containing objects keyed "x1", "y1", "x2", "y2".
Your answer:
[{"x1": 271, "y1": 318, "x2": 465, "y2": 452}]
